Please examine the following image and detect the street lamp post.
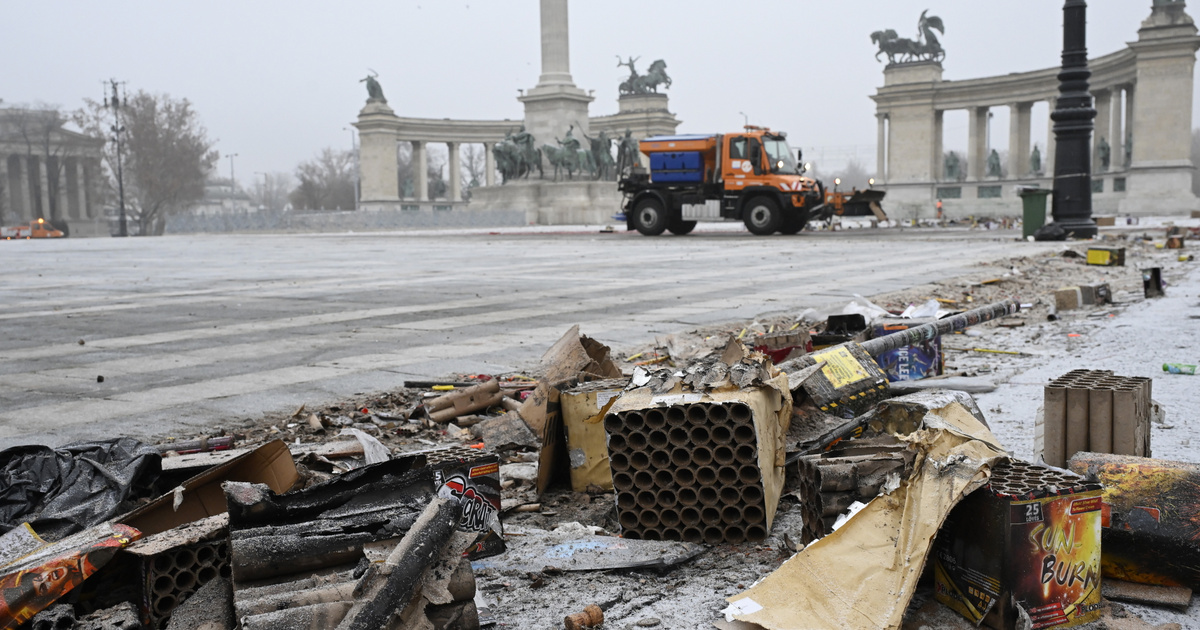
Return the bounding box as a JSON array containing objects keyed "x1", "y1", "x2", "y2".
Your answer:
[{"x1": 1048, "y1": 0, "x2": 1097, "y2": 238}]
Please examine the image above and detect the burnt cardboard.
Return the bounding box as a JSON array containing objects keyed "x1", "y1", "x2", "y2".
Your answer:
[
  {"x1": 810, "y1": 314, "x2": 868, "y2": 350},
  {"x1": 120, "y1": 440, "x2": 298, "y2": 537},
  {"x1": 561, "y1": 379, "x2": 626, "y2": 492}
]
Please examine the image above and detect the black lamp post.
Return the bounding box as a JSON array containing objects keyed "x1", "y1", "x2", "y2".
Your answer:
[
  {"x1": 105, "y1": 79, "x2": 129, "y2": 237},
  {"x1": 1049, "y1": 0, "x2": 1097, "y2": 238}
]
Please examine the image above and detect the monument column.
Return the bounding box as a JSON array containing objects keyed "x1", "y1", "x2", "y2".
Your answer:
[
  {"x1": 930, "y1": 110, "x2": 944, "y2": 184},
  {"x1": 352, "y1": 99, "x2": 401, "y2": 209},
  {"x1": 1093, "y1": 89, "x2": 1112, "y2": 173},
  {"x1": 484, "y1": 143, "x2": 496, "y2": 186},
  {"x1": 875, "y1": 113, "x2": 887, "y2": 182},
  {"x1": 519, "y1": 0, "x2": 593, "y2": 154},
  {"x1": 1123, "y1": 86, "x2": 1135, "y2": 169},
  {"x1": 1009, "y1": 102, "x2": 1032, "y2": 178},
  {"x1": 0, "y1": 156, "x2": 8, "y2": 223},
  {"x1": 967, "y1": 106, "x2": 989, "y2": 180},
  {"x1": 413, "y1": 141, "x2": 429, "y2": 202},
  {"x1": 1045, "y1": 98, "x2": 1057, "y2": 176},
  {"x1": 448, "y1": 142, "x2": 462, "y2": 202},
  {"x1": 37, "y1": 156, "x2": 51, "y2": 219}
]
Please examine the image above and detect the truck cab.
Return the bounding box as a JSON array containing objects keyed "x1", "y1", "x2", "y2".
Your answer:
[{"x1": 618, "y1": 127, "x2": 824, "y2": 236}]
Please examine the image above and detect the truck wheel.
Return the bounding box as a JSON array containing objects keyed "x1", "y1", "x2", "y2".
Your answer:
[
  {"x1": 633, "y1": 198, "x2": 668, "y2": 236},
  {"x1": 668, "y1": 220, "x2": 697, "y2": 235},
  {"x1": 743, "y1": 197, "x2": 782, "y2": 235}
]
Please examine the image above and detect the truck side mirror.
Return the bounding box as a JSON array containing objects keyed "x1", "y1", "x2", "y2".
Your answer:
[
  {"x1": 797, "y1": 149, "x2": 803, "y2": 163},
  {"x1": 749, "y1": 144, "x2": 762, "y2": 175}
]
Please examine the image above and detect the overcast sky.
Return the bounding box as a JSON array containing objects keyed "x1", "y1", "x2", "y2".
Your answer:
[{"x1": 1, "y1": 1, "x2": 1181, "y2": 181}]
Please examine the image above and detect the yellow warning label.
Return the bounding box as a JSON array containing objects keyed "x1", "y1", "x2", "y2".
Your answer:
[
  {"x1": 1086, "y1": 249, "x2": 1112, "y2": 265},
  {"x1": 811, "y1": 346, "x2": 872, "y2": 389}
]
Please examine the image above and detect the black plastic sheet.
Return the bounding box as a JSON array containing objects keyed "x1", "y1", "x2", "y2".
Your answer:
[{"x1": 0, "y1": 438, "x2": 161, "y2": 541}]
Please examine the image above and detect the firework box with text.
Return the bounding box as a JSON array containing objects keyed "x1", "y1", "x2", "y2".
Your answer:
[
  {"x1": 393, "y1": 445, "x2": 504, "y2": 559},
  {"x1": 871, "y1": 316, "x2": 943, "y2": 382},
  {"x1": 933, "y1": 460, "x2": 1103, "y2": 630}
]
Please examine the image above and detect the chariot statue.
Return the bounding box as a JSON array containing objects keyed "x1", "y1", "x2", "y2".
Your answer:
[
  {"x1": 872, "y1": 10, "x2": 945, "y2": 65},
  {"x1": 618, "y1": 56, "x2": 672, "y2": 95}
]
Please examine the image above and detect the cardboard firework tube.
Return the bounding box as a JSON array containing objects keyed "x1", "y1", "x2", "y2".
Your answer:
[
  {"x1": 649, "y1": 430, "x2": 669, "y2": 450},
  {"x1": 617, "y1": 492, "x2": 636, "y2": 510},
  {"x1": 1112, "y1": 385, "x2": 1139, "y2": 456},
  {"x1": 743, "y1": 504, "x2": 765, "y2": 524},
  {"x1": 714, "y1": 446, "x2": 735, "y2": 466},
  {"x1": 733, "y1": 425, "x2": 756, "y2": 445},
  {"x1": 630, "y1": 451, "x2": 650, "y2": 470},
  {"x1": 645, "y1": 409, "x2": 667, "y2": 430},
  {"x1": 650, "y1": 450, "x2": 670, "y2": 468},
  {"x1": 730, "y1": 403, "x2": 752, "y2": 423},
  {"x1": 613, "y1": 472, "x2": 634, "y2": 491},
  {"x1": 686, "y1": 405, "x2": 708, "y2": 425},
  {"x1": 738, "y1": 465, "x2": 760, "y2": 485},
  {"x1": 719, "y1": 486, "x2": 740, "y2": 504},
  {"x1": 742, "y1": 485, "x2": 764, "y2": 504},
  {"x1": 238, "y1": 581, "x2": 358, "y2": 616},
  {"x1": 563, "y1": 604, "x2": 604, "y2": 630},
  {"x1": 677, "y1": 487, "x2": 699, "y2": 506},
  {"x1": 425, "y1": 379, "x2": 499, "y2": 412},
  {"x1": 711, "y1": 425, "x2": 734, "y2": 444},
  {"x1": 660, "y1": 509, "x2": 682, "y2": 528},
  {"x1": 721, "y1": 505, "x2": 742, "y2": 525},
  {"x1": 638, "y1": 510, "x2": 660, "y2": 528},
  {"x1": 698, "y1": 486, "x2": 719, "y2": 505},
  {"x1": 689, "y1": 425, "x2": 711, "y2": 444},
  {"x1": 609, "y1": 452, "x2": 630, "y2": 472},
  {"x1": 682, "y1": 527, "x2": 703, "y2": 542},
  {"x1": 820, "y1": 491, "x2": 857, "y2": 517},
  {"x1": 1065, "y1": 382, "x2": 1091, "y2": 461},
  {"x1": 604, "y1": 414, "x2": 623, "y2": 433},
  {"x1": 670, "y1": 447, "x2": 691, "y2": 467},
  {"x1": 701, "y1": 505, "x2": 722, "y2": 524},
  {"x1": 725, "y1": 526, "x2": 747, "y2": 544},
  {"x1": 680, "y1": 506, "x2": 702, "y2": 526},
  {"x1": 674, "y1": 467, "x2": 696, "y2": 487},
  {"x1": 657, "y1": 489, "x2": 678, "y2": 508},
  {"x1": 654, "y1": 469, "x2": 673, "y2": 487},
  {"x1": 668, "y1": 428, "x2": 689, "y2": 447},
  {"x1": 633, "y1": 471, "x2": 654, "y2": 490},
  {"x1": 693, "y1": 447, "x2": 714, "y2": 466},
  {"x1": 747, "y1": 524, "x2": 768, "y2": 542},
  {"x1": 660, "y1": 527, "x2": 683, "y2": 541},
  {"x1": 696, "y1": 466, "x2": 718, "y2": 486},
  {"x1": 618, "y1": 511, "x2": 640, "y2": 530},
  {"x1": 666, "y1": 406, "x2": 687, "y2": 427},
  {"x1": 735, "y1": 444, "x2": 757, "y2": 465},
  {"x1": 817, "y1": 463, "x2": 857, "y2": 492},
  {"x1": 624, "y1": 411, "x2": 645, "y2": 431},
  {"x1": 717, "y1": 466, "x2": 739, "y2": 485},
  {"x1": 1043, "y1": 383, "x2": 1068, "y2": 467},
  {"x1": 636, "y1": 490, "x2": 657, "y2": 509},
  {"x1": 608, "y1": 433, "x2": 627, "y2": 452},
  {"x1": 709, "y1": 404, "x2": 730, "y2": 423},
  {"x1": 703, "y1": 527, "x2": 724, "y2": 544},
  {"x1": 1088, "y1": 385, "x2": 1115, "y2": 453},
  {"x1": 628, "y1": 431, "x2": 648, "y2": 450}
]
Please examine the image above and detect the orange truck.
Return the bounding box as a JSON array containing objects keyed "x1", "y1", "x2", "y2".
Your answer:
[
  {"x1": 1, "y1": 218, "x2": 65, "y2": 239},
  {"x1": 618, "y1": 126, "x2": 825, "y2": 235}
]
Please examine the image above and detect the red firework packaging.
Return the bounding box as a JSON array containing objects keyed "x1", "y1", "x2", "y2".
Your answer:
[{"x1": 933, "y1": 460, "x2": 1103, "y2": 629}]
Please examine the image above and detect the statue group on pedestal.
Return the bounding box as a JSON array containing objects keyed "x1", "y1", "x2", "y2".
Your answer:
[
  {"x1": 493, "y1": 125, "x2": 631, "y2": 184},
  {"x1": 872, "y1": 10, "x2": 946, "y2": 64},
  {"x1": 493, "y1": 126, "x2": 542, "y2": 183},
  {"x1": 617, "y1": 56, "x2": 672, "y2": 95}
]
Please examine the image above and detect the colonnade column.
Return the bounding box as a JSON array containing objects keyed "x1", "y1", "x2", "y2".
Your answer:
[
  {"x1": 413, "y1": 141, "x2": 429, "y2": 202},
  {"x1": 1009, "y1": 103, "x2": 1032, "y2": 178},
  {"x1": 1093, "y1": 89, "x2": 1113, "y2": 173},
  {"x1": 18, "y1": 156, "x2": 33, "y2": 221},
  {"x1": 1045, "y1": 98, "x2": 1057, "y2": 176},
  {"x1": 484, "y1": 143, "x2": 496, "y2": 186},
  {"x1": 876, "y1": 113, "x2": 888, "y2": 182},
  {"x1": 968, "y1": 106, "x2": 989, "y2": 180},
  {"x1": 0, "y1": 156, "x2": 8, "y2": 223},
  {"x1": 37, "y1": 156, "x2": 50, "y2": 219},
  {"x1": 75, "y1": 159, "x2": 88, "y2": 219},
  {"x1": 1111, "y1": 87, "x2": 1125, "y2": 171},
  {"x1": 930, "y1": 110, "x2": 944, "y2": 183},
  {"x1": 448, "y1": 142, "x2": 462, "y2": 202},
  {"x1": 1123, "y1": 87, "x2": 1135, "y2": 169}
]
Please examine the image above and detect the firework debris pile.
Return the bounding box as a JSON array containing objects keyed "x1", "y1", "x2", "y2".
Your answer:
[{"x1": 1, "y1": 241, "x2": 1197, "y2": 629}]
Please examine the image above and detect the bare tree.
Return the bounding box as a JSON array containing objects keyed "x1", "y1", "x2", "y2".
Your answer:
[
  {"x1": 74, "y1": 91, "x2": 218, "y2": 235},
  {"x1": 289, "y1": 148, "x2": 355, "y2": 210},
  {"x1": 462, "y1": 144, "x2": 487, "y2": 190},
  {"x1": 829, "y1": 159, "x2": 873, "y2": 190},
  {"x1": 249, "y1": 172, "x2": 293, "y2": 211}
]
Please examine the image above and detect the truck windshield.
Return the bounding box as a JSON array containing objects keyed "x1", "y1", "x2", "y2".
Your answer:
[{"x1": 763, "y1": 137, "x2": 799, "y2": 174}]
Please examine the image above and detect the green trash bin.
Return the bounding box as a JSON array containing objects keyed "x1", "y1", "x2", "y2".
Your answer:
[{"x1": 1019, "y1": 188, "x2": 1051, "y2": 239}]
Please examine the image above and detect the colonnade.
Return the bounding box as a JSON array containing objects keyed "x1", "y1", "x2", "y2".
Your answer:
[{"x1": 2, "y1": 153, "x2": 100, "y2": 223}]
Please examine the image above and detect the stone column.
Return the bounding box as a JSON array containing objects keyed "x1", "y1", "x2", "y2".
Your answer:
[
  {"x1": 1009, "y1": 103, "x2": 1032, "y2": 178},
  {"x1": 74, "y1": 158, "x2": 88, "y2": 219},
  {"x1": 930, "y1": 110, "x2": 944, "y2": 183},
  {"x1": 0, "y1": 155, "x2": 8, "y2": 224},
  {"x1": 413, "y1": 141, "x2": 429, "y2": 202},
  {"x1": 1111, "y1": 87, "x2": 1125, "y2": 171},
  {"x1": 37, "y1": 156, "x2": 51, "y2": 219},
  {"x1": 876, "y1": 113, "x2": 888, "y2": 182},
  {"x1": 538, "y1": 0, "x2": 571, "y2": 86},
  {"x1": 484, "y1": 143, "x2": 496, "y2": 186},
  {"x1": 54, "y1": 158, "x2": 67, "y2": 220},
  {"x1": 448, "y1": 142, "x2": 462, "y2": 202},
  {"x1": 1093, "y1": 89, "x2": 1112, "y2": 173},
  {"x1": 1123, "y1": 87, "x2": 1135, "y2": 169},
  {"x1": 1045, "y1": 98, "x2": 1057, "y2": 176},
  {"x1": 968, "y1": 106, "x2": 989, "y2": 180}
]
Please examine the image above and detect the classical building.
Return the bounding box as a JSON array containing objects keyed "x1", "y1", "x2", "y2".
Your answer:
[
  {"x1": 353, "y1": 0, "x2": 680, "y2": 223},
  {"x1": 873, "y1": 1, "x2": 1200, "y2": 218},
  {"x1": 0, "y1": 107, "x2": 106, "y2": 235}
]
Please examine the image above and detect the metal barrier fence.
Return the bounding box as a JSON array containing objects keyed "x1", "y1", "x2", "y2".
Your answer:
[{"x1": 165, "y1": 208, "x2": 527, "y2": 234}]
